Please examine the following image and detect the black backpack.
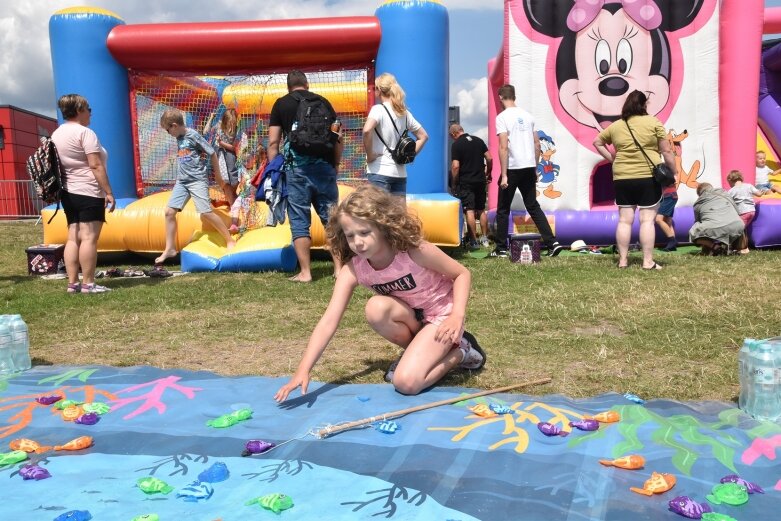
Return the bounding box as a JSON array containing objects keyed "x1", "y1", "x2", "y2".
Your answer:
[
  {"x1": 374, "y1": 104, "x2": 417, "y2": 165},
  {"x1": 287, "y1": 91, "x2": 337, "y2": 159},
  {"x1": 26, "y1": 136, "x2": 65, "y2": 223}
]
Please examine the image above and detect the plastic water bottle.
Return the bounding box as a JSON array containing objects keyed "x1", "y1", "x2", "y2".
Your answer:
[
  {"x1": 520, "y1": 244, "x2": 533, "y2": 265},
  {"x1": 738, "y1": 339, "x2": 756, "y2": 412},
  {"x1": 0, "y1": 319, "x2": 14, "y2": 375},
  {"x1": 747, "y1": 339, "x2": 780, "y2": 421},
  {"x1": 8, "y1": 315, "x2": 31, "y2": 372}
]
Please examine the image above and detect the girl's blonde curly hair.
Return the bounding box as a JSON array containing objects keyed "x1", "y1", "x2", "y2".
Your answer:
[{"x1": 327, "y1": 184, "x2": 422, "y2": 264}]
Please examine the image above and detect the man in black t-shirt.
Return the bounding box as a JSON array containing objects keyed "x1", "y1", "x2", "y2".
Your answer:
[
  {"x1": 268, "y1": 70, "x2": 343, "y2": 282},
  {"x1": 449, "y1": 124, "x2": 492, "y2": 249}
]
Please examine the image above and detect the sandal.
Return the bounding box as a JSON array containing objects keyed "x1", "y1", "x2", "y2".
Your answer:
[
  {"x1": 67, "y1": 283, "x2": 81, "y2": 294},
  {"x1": 144, "y1": 266, "x2": 173, "y2": 278},
  {"x1": 642, "y1": 262, "x2": 663, "y2": 271},
  {"x1": 81, "y1": 283, "x2": 112, "y2": 293}
]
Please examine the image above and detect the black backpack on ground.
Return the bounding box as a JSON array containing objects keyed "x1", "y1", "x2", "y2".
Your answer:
[
  {"x1": 374, "y1": 104, "x2": 417, "y2": 165},
  {"x1": 287, "y1": 91, "x2": 337, "y2": 160},
  {"x1": 26, "y1": 136, "x2": 65, "y2": 223}
]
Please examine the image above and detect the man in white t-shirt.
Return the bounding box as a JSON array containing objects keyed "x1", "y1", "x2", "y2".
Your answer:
[
  {"x1": 755, "y1": 150, "x2": 781, "y2": 194},
  {"x1": 493, "y1": 84, "x2": 562, "y2": 258}
]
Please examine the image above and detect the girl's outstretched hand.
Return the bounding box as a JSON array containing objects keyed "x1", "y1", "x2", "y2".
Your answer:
[
  {"x1": 274, "y1": 371, "x2": 310, "y2": 402},
  {"x1": 434, "y1": 315, "x2": 464, "y2": 346}
]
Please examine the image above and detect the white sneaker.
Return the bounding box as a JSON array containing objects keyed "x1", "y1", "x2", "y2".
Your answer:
[
  {"x1": 384, "y1": 357, "x2": 401, "y2": 383},
  {"x1": 458, "y1": 331, "x2": 486, "y2": 370},
  {"x1": 479, "y1": 236, "x2": 490, "y2": 247}
]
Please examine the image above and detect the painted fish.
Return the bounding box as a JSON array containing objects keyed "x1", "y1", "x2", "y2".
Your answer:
[
  {"x1": 469, "y1": 404, "x2": 497, "y2": 418},
  {"x1": 705, "y1": 483, "x2": 748, "y2": 506},
  {"x1": 81, "y1": 402, "x2": 111, "y2": 415},
  {"x1": 137, "y1": 477, "x2": 174, "y2": 495},
  {"x1": 52, "y1": 399, "x2": 83, "y2": 410},
  {"x1": 588, "y1": 410, "x2": 621, "y2": 423},
  {"x1": 569, "y1": 419, "x2": 600, "y2": 431},
  {"x1": 537, "y1": 422, "x2": 569, "y2": 437},
  {"x1": 53, "y1": 510, "x2": 92, "y2": 521},
  {"x1": 19, "y1": 463, "x2": 52, "y2": 480},
  {"x1": 0, "y1": 450, "x2": 28, "y2": 466},
  {"x1": 206, "y1": 408, "x2": 253, "y2": 428},
  {"x1": 60, "y1": 405, "x2": 85, "y2": 422},
  {"x1": 197, "y1": 462, "x2": 229, "y2": 483},
  {"x1": 176, "y1": 480, "x2": 214, "y2": 502},
  {"x1": 74, "y1": 413, "x2": 100, "y2": 425},
  {"x1": 630, "y1": 472, "x2": 676, "y2": 496},
  {"x1": 598, "y1": 455, "x2": 645, "y2": 470},
  {"x1": 54, "y1": 436, "x2": 93, "y2": 451},
  {"x1": 623, "y1": 393, "x2": 646, "y2": 405},
  {"x1": 242, "y1": 440, "x2": 275, "y2": 457},
  {"x1": 376, "y1": 421, "x2": 400, "y2": 434},
  {"x1": 489, "y1": 403, "x2": 513, "y2": 414},
  {"x1": 35, "y1": 395, "x2": 62, "y2": 406},
  {"x1": 9, "y1": 438, "x2": 51, "y2": 454},
  {"x1": 246, "y1": 493, "x2": 294, "y2": 514},
  {"x1": 701, "y1": 513, "x2": 738, "y2": 521},
  {"x1": 667, "y1": 495, "x2": 712, "y2": 518},
  {"x1": 720, "y1": 474, "x2": 764, "y2": 494},
  {"x1": 130, "y1": 515, "x2": 159, "y2": 521}
]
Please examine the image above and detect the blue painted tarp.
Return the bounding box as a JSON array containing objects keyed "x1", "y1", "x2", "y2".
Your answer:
[{"x1": 2, "y1": 365, "x2": 780, "y2": 520}]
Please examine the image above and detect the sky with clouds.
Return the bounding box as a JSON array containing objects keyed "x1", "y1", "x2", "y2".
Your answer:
[{"x1": 0, "y1": 0, "x2": 503, "y2": 141}]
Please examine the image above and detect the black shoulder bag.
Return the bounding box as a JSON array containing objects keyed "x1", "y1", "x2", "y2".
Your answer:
[
  {"x1": 374, "y1": 105, "x2": 416, "y2": 165},
  {"x1": 624, "y1": 121, "x2": 676, "y2": 187}
]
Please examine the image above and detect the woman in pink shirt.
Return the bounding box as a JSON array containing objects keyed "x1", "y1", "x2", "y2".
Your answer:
[
  {"x1": 51, "y1": 94, "x2": 115, "y2": 294},
  {"x1": 275, "y1": 184, "x2": 485, "y2": 400}
]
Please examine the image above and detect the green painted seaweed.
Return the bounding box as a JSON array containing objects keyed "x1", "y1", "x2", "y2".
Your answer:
[{"x1": 38, "y1": 369, "x2": 97, "y2": 386}]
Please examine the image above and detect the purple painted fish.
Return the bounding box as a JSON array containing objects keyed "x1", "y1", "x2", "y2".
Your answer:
[
  {"x1": 668, "y1": 495, "x2": 712, "y2": 519},
  {"x1": 720, "y1": 474, "x2": 764, "y2": 494},
  {"x1": 537, "y1": 422, "x2": 569, "y2": 437},
  {"x1": 19, "y1": 464, "x2": 51, "y2": 480},
  {"x1": 74, "y1": 413, "x2": 100, "y2": 426},
  {"x1": 569, "y1": 419, "x2": 600, "y2": 431},
  {"x1": 241, "y1": 440, "x2": 275, "y2": 457},
  {"x1": 35, "y1": 395, "x2": 62, "y2": 406}
]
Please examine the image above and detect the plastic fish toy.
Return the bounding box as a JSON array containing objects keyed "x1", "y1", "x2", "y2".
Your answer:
[
  {"x1": 667, "y1": 495, "x2": 712, "y2": 518},
  {"x1": 598, "y1": 455, "x2": 645, "y2": 470},
  {"x1": 35, "y1": 395, "x2": 62, "y2": 405},
  {"x1": 246, "y1": 493, "x2": 294, "y2": 514},
  {"x1": 54, "y1": 436, "x2": 93, "y2": 451},
  {"x1": 130, "y1": 515, "x2": 159, "y2": 521},
  {"x1": 588, "y1": 410, "x2": 621, "y2": 423},
  {"x1": 701, "y1": 514, "x2": 738, "y2": 521},
  {"x1": 569, "y1": 419, "x2": 600, "y2": 431},
  {"x1": 137, "y1": 476, "x2": 174, "y2": 495},
  {"x1": 19, "y1": 463, "x2": 51, "y2": 480},
  {"x1": 537, "y1": 422, "x2": 569, "y2": 437},
  {"x1": 630, "y1": 472, "x2": 676, "y2": 496},
  {"x1": 0, "y1": 450, "x2": 28, "y2": 466},
  {"x1": 53, "y1": 510, "x2": 92, "y2": 521},
  {"x1": 206, "y1": 408, "x2": 253, "y2": 428},
  {"x1": 53, "y1": 399, "x2": 83, "y2": 410},
  {"x1": 176, "y1": 480, "x2": 214, "y2": 502},
  {"x1": 376, "y1": 421, "x2": 400, "y2": 434},
  {"x1": 82, "y1": 402, "x2": 111, "y2": 415},
  {"x1": 469, "y1": 404, "x2": 497, "y2": 418},
  {"x1": 489, "y1": 404, "x2": 513, "y2": 414},
  {"x1": 242, "y1": 440, "x2": 275, "y2": 457},
  {"x1": 197, "y1": 462, "x2": 229, "y2": 483},
  {"x1": 60, "y1": 405, "x2": 85, "y2": 422},
  {"x1": 705, "y1": 483, "x2": 749, "y2": 506},
  {"x1": 720, "y1": 474, "x2": 764, "y2": 494},
  {"x1": 623, "y1": 392, "x2": 646, "y2": 405},
  {"x1": 9, "y1": 438, "x2": 50, "y2": 454},
  {"x1": 74, "y1": 413, "x2": 100, "y2": 425}
]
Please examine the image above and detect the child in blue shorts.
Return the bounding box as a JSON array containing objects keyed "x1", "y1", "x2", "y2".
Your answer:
[
  {"x1": 155, "y1": 108, "x2": 235, "y2": 264},
  {"x1": 655, "y1": 184, "x2": 678, "y2": 251}
]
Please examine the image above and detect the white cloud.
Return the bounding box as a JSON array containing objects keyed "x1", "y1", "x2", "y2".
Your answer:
[{"x1": 451, "y1": 77, "x2": 490, "y2": 142}]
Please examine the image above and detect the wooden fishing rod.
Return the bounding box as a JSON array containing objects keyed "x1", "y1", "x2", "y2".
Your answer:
[{"x1": 315, "y1": 377, "x2": 552, "y2": 439}]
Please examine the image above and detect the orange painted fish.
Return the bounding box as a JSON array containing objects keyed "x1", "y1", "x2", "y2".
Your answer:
[
  {"x1": 469, "y1": 404, "x2": 498, "y2": 418},
  {"x1": 598, "y1": 455, "x2": 645, "y2": 470},
  {"x1": 60, "y1": 405, "x2": 85, "y2": 422},
  {"x1": 54, "y1": 436, "x2": 93, "y2": 451},
  {"x1": 630, "y1": 472, "x2": 676, "y2": 496},
  {"x1": 9, "y1": 438, "x2": 51, "y2": 454},
  {"x1": 587, "y1": 411, "x2": 621, "y2": 423}
]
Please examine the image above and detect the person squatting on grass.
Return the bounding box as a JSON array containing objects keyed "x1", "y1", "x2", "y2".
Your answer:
[
  {"x1": 274, "y1": 184, "x2": 486, "y2": 400},
  {"x1": 155, "y1": 108, "x2": 236, "y2": 265}
]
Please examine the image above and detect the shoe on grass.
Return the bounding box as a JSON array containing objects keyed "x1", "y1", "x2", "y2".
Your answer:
[
  {"x1": 489, "y1": 247, "x2": 508, "y2": 258},
  {"x1": 81, "y1": 283, "x2": 112, "y2": 294},
  {"x1": 547, "y1": 242, "x2": 564, "y2": 257},
  {"x1": 458, "y1": 331, "x2": 486, "y2": 370}
]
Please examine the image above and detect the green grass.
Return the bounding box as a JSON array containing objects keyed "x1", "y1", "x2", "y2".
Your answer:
[{"x1": 2, "y1": 220, "x2": 779, "y2": 403}]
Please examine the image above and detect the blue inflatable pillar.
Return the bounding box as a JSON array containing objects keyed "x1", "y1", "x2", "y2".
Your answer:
[
  {"x1": 49, "y1": 8, "x2": 136, "y2": 199},
  {"x1": 375, "y1": 1, "x2": 449, "y2": 194}
]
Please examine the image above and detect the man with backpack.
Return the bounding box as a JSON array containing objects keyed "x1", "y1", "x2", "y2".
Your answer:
[{"x1": 268, "y1": 70, "x2": 343, "y2": 282}]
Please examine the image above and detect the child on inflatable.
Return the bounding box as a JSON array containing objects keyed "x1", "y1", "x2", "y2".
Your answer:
[
  {"x1": 274, "y1": 184, "x2": 485, "y2": 400},
  {"x1": 216, "y1": 108, "x2": 240, "y2": 205},
  {"x1": 755, "y1": 151, "x2": 781, "y2": 195}
]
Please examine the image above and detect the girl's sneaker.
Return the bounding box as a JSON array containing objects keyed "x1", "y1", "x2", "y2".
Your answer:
[
  {"x1": 81, "y1": 283, "x2": 112, "y2": 294},
  {"x1": 66, "y1": 283, "x2": 81, "y2": 294},
  {"x1": 458, "y1": 331, "x2": 486, "y2": 370},
  {"x1": 384, "y1": 357, "x2": 401, "y2": 383}
]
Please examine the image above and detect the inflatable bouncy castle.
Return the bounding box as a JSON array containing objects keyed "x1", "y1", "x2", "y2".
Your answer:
[
  {"x1": 42, "y1": 1, "x2": 458, "y2": 272},
  {"x1": 487, "y1": 0, "x2": 781, "y2": 247}
]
